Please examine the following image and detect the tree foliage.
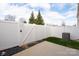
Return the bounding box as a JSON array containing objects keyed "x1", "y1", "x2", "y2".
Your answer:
[
  {"x1": 29, "y1": 11, "x2": 45, "y2": 25},
  {"x1": 35, "y1": 10, "x2": 45, "y2": 25},
  {"x1": 29, "y1": 11, "x2": 35, "y2": 24}
]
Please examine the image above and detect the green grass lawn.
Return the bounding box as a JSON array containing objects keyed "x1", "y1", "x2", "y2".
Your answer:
[{"x1": 44, "y1": 37, "x2": 79, "y2": 50}]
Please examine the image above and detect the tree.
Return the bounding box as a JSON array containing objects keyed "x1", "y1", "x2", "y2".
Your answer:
[
  {"x1": 29, "y1": 11, "x2": 35, "y2": 24},
  {"x1": 35, "y1": 10, "x2": 45, "y2": 25}
]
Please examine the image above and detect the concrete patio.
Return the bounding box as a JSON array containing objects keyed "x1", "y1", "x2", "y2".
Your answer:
[{"x1": 13, "y1": 41, "x2": 79, "y2": 56}]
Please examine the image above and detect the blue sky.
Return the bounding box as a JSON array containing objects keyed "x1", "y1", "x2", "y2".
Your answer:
[{"x1": 0, "y1": 3, "x2": 77, "y2": 25}]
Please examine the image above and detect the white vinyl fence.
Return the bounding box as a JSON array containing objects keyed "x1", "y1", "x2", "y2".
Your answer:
[
  {"x1": 0, "y1": 22, "x2": 49, "y2": 50},
  {"x1": 0, "y1": 21, "x2": 79, "y2": 50},
  {"x1": 49, "y1": 26, "x2": 79, "y2": 40}
]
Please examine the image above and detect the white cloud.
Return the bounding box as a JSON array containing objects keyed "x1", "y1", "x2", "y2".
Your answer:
[
  {"x1": 46, "y1": 11, "x2": 65, "y2": 19},
  {"x1": 65, "y1": 18, "x2": 77, "y2": 25},
  {"x1": 0, "y1": 3, "x2": 8, "y2": 14},
  {"x1": 63, "y1": 9, "x2": 77, "y2": 25},
  {"x1": 0, "y1": 4, "x2": 32, "y2": 21},
  {"x1": 0, "y1": 3, "x2": 9, "y2": 19},
  {"x1": 42, "y1": 11, "x2": 66, "y2": 25},
  {"x1": 64, "y1": 10, "x2": 77, "y2": 18},
  {"x1": 28, "y1": 3, "x2": 50, "y2": 11}
]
